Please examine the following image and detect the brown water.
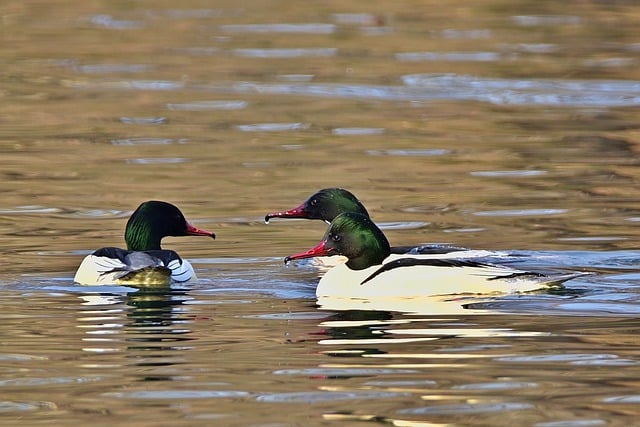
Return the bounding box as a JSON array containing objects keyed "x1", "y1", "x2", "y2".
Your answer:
[{"x1": 3, "y1": 1, "x2": 640, "y2": 426}]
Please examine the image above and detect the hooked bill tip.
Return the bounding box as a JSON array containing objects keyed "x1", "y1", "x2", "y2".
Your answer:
[{"x1": 284, "y1": 256, "x2": 291, "y2": 265}]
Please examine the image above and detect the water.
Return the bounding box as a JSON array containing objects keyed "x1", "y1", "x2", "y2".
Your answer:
[{"x1": 3, "y1": 1, "x2": 640, "y2": 425}]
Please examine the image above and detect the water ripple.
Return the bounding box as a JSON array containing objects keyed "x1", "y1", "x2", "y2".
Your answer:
[
  {"x1": 105, "y1": 390, "x2": 249, "y2": 399},
  {"x1": 399, "y1": 401, "x2": 533, "y2": 415},
  {"x1": 332, "y1": 127, "x2": 384, "y2": 135},
  {"x1": 88, "y1": 14, "x2": 143, "y2": 29},
  {"x1": 236, "y1": 123, "x2": 309, "y2": 132},
  {"x1": 367, "y1": 148, "x2": 449, "y2": 157},
  {"x1": 470, "y1": 170, "x2": 547, "y2": 177},
  {"x1": 111, "y1": 138, "x2": 177, "y2": 146},
  {"x1": 73, "y1": 77, "x2": 640, "y2": 107},
  {"x1": 602, "y1": 395, "x2": 640, "y2": 403},
  {"x1": 211, "y1": 76, "x2": 640, "y2": 107},
  {"x1": 126, "y1": 158, "x2": 187, "y2": 164},
  {"x1": 74, "y1": 64, "x2": 153, "y2": 73},
  {"x1": 397, "y1": 51, "x2": 502, "y2": 62},
  {"x1": 534, "y1": 420, "x2": 606, "y2": 427},
  {"x1": 473, "y1": 209, "x2": 568, "y2": 217},
  {"x1": 512, "y1": 15, "x2": 582, "y2": 26},
  {"x1": 167, "y1": 100, "x2": 248, "y2": 111},
  {"x1": 220, "y1": 23, "x2": 335, "y2": 34},
  {"x1": 0, "y1": 400, "x2": 57, "y2": 413},
  {"x1": 273, "y1": 368, "x2": 416, "y2": 376},
  {"x1": 119, "y1": 116, "x2": 167, "y2": 124},
  {"x1": 233, "y1": 48, "x2": 336, "y2": 58},
  {"x1": 256, "y1": 390, "x2": 405, "y2": 403}
]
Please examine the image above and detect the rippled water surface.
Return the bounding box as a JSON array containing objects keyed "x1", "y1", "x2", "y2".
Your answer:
[{"x1": 3, "y1": 1, "x2": 640, "y2": 426}]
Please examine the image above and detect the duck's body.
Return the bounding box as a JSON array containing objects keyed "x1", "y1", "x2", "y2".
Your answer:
[
  {"x1": 285, "y1": 213, "x2": 586, "y2": 298},
  {"x1": 74, "y1": 248, "x2": 195, "y2": 286},
  {"x1": 74, "y1": 201, "x2": 215, "y2": 286},
  {"x1": 314, "y1": 253, "x2": 582, "y2": 298}
]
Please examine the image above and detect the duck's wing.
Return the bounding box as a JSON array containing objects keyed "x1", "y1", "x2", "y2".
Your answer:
[
  {"x1": 144, "y1": 250, "x2": 195, "y2": 282},
  {"x1": 91, "y1": 248, "x2": 170, "y2": 280},
  {"x1": 90, "y1": 247, "x2": 138, "y2": 277},
  {"x1": 360, "y1": 258, "x2": 519, "y2": 285},
  {"x1": 392, "y1": 244, "x2": 469, "y2": 255}
]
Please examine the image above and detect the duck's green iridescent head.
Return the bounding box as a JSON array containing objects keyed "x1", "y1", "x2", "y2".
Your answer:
[
  {"x1": 124, "y1": 201, "x2": 215, "y2": 251},
  {"x1": 285, "y1": 212, "x2": 390, "y2": 270},
  {"x1": 265, "y1": 188, "x2": 369, "y2": 223}
]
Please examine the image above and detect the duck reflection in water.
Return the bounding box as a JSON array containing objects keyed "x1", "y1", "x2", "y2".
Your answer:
[{"x1": 78, "y1": 288, "x2": 196, "y2": 380}]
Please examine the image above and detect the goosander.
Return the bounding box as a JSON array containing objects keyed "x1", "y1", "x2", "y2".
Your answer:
[
  {"x1": 74, "y1": 201, "x2": 215, "y2": 286},
  {"x1": 265, "y1": 187, "x2": 469, "y2": 256},
  {"x1": 285, "y1": 213, "x2": 585, "y2": 298}
]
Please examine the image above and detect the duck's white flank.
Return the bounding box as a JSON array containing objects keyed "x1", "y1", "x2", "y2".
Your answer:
[{"x1": 315, "y1": 254, "x2": 584, "y2": 298}]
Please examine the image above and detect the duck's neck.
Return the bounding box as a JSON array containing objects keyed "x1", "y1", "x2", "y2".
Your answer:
[
  {"x1": 125, "y1": 222, "x2": 162, "y2": 251},
  {"x1": 345, "y1": 233, "x2": 390, "y2": 271}
]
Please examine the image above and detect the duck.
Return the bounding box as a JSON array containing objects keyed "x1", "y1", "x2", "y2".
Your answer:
[
  {"x1": 74, "y1": 201, "x2": 215, "y2": 286},
  {"x1": 284, "y1": 212, "x2": 586, "y2": 298},
  {"x1": 265, "y1": 187, "x2": 472, "y2": 256}
]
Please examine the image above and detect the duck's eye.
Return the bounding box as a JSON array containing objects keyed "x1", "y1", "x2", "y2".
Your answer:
[
  {"x1": 309, "y1": 198, "x2": 318, "y2": 206},
  {"x1": 330, "y1": 233, "x2": 341, "y2": 243}
]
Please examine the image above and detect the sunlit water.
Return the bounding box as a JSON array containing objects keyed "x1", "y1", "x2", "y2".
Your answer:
[{"x1": 3, "y1": 1, "x2": 640, "y2": 426}]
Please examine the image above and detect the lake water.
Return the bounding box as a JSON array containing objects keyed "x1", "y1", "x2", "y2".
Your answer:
[{"x1": 3, "y1": 1, "x2": 640, "y2": 426}]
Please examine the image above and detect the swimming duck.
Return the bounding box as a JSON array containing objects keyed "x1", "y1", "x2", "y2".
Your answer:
[
  {"x1": 265, "y1": 187, "x2": 469, "y2": 256},
  {"x1": 74, "y1": 201, "x2": 215, "y2": 286},
  {"x1": 284, "y1": 213, "x2": 585, "y2": 298}
]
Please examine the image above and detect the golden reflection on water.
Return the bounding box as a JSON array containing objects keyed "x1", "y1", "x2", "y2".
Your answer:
[{"x1": 3, "y1": 0, "x2": 640, "y2": 426}]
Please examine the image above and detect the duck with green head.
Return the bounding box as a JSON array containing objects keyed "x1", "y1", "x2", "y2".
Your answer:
[
  {"x1": 265, "y1": 188, "x2": 473, "y2": 267},
  {"x1": 285, "y1": 213, "x2": 587, "y2": 298},
  {"x1": 74, "y1": 201, "x2": 215, "y2": 287}
]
